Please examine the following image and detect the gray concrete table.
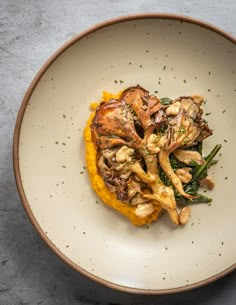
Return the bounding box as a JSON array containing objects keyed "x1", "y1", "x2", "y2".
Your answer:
[{"x1": 0, "y1": 1, "x2": 235, "y2": 304}]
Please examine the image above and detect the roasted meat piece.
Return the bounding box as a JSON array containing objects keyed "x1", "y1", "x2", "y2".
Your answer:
[{"x1": 91, "y1": 99, "x2": 143, "y2": 149}]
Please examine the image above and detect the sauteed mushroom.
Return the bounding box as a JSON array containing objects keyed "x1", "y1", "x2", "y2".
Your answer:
[{"x1": 89, "y1": 86, "x2": 220, "y2": 225}]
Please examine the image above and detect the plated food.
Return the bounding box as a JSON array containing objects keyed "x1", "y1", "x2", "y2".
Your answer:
[
  {"x1": 85, "y1": 86, "x2": 221, "y2": 226},
  {"x1": 14, "y1": 14, "x2": 236, "y2": 293}
]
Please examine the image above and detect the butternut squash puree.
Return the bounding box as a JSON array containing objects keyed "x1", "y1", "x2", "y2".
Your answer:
[{"x1": 84, "y1": 91, "x2": 162, "y2": 226}]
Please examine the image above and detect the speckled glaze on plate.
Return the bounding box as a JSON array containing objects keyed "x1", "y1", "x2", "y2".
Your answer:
[{"x1": 13, "y1": 14, "x2": 236, "y2": 294}]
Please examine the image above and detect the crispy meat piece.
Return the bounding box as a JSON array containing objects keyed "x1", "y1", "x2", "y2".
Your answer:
[{"x1": 91, "y1": 100, "x2": 143, "y2": 149}]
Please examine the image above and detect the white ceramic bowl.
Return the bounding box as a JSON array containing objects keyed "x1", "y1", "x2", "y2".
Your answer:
[{"x1": 14, "y1": 14, "x2": 236, "y2": 294}]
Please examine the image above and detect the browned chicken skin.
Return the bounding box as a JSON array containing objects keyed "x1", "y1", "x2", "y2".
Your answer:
[{"x1": 90, "y1": 86, "x2": 212, "y2": 225}]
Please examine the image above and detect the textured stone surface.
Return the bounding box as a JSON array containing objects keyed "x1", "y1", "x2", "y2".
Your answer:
[{"x1": 0, "y1": 0, "x2": 235, "y2": 304}]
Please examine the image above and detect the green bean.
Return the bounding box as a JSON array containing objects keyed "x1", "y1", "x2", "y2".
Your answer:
[
  {"x1": 206, "y1": 159, "x2": 218, "y2": 167},
  {"x1": 184, "y1": 180, "x2": 199, "y2": 195},
  {"x1": 192, "y1": 144, "x2": 221, "y2": 182},
  {"x1": 177, "y1": 194, "x2": 212, "y2": 204}
]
